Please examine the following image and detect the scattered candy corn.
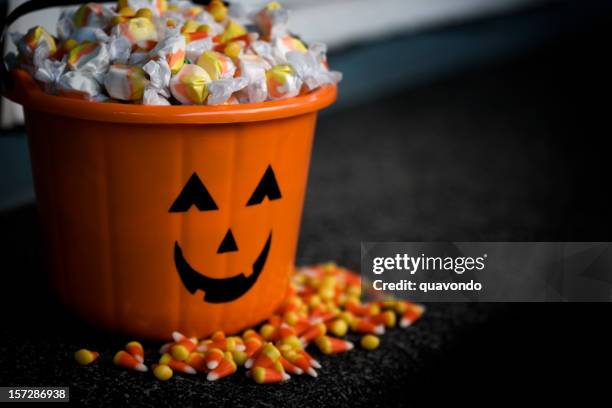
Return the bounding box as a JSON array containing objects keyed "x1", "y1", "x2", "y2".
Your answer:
[
  {"x1": 77, "y1": 264, "x2": 424, "y2": 384},
  {"x1": 74, "y1": 349, "x2": 99, "y2": 365},
  {"x1": 113, "y1": 350, "x2": 147, "y2": 372},
  {"x1": 361, "y1": 335, "x2": 380, "y2": 351},
  {"x1": 125, "y1": 341, "x2": 144, "y2": 363},
  {"x1": 152, "y1": 364, "x2": 173, "y2": 381}
]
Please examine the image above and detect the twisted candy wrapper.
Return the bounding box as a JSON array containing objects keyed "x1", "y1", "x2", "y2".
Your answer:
[
  {"x1": 238, "y1": 55, "x2": 267, "y2": 103},
  {"x1": 185, "y1": 37, "x2": 214, "y2": 62},
  {"x1": 142, "y1": 58, "x2": 171, "y2": 105},
  {"x1": 207, "y1": 77, "x2": 248, "y2": 105},
  {"x1": 57, "y1": 71, "x2": 103, "y2": 100},
  {"x1": 253, "y1": 1, "x2": 289, "y2": 39},
  {"x1": 286, "y1": 46, "x2": 342, "y2": 91},
  {"x1": 34, "y1": 59, "x2": 67, "y2": 94}
]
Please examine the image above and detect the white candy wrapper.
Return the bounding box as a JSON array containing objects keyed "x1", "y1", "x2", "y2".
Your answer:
[
  {"x1": 143, "y1": 58, "x2": 171, "y2": 96},
  {"x1": 253, "y1": 4, "x2": 289, "y2": 39},
  {"x1": 57, "y1": 71, "x2": 102, "y2": 100},
  {"x1": 72, "y1": 3, "x2": 114, "y2": 31},
  {"x1": 250, "y1": 40, "x2": 279, "y2": 68},
  {"x1": 57, "y1": 9, "x2": 76, "y2": 41},
  {"x1": 143, "y1": 86, "x2": 171, "y2": 105},
  {"x1": 185, "y1": 38, "x2": 213, "y2": 62},
  {"x1": 238, "y1": 55, "x2": 267, "y2": 103},
  {"x1": 286, "y1": 50, "x2": 342, "y2": 91},
  {"x1": 34, "y1": 59, "x2": 67, "y2": 94},
  {"x1": 108, "y1": 35, "x2": 132, "y2": 64},
  {"x1": 148, "y1": 34, "x2": 186, "y2": 74},
  {"x1": 32, "y1": 41, "x2": 52, "y2": 69},
  {"x1": 207, "y1": 77, "x2": 248, "y2": 105},
  {"x1": 129, "y1": 51, "x2": 150, "y2": 65},
  {"x1": 271, "y1": 35, "x2": 307, "y2": 63},
  {"x1": 72, "y1": 27, "x2": 109, "y2": 44}
]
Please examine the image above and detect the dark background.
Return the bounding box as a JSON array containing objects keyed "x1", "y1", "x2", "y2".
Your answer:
[{"x1": 2, "y1": 0, "x2": 612, "y2": 406}]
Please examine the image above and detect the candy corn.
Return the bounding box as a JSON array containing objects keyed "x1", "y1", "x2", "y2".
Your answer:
[
  {"x1": 315, "y1": 336, "x2": 354, "y2": 355},
  {"x1": 159, "y1": 353, "x2": 196, "y2": 374},
  {"x1": 152, "y1": 364, "x2": 173, "y2": 381},
  {"x1": 399, "y1": 304, "x2": 425, "y2": 328},
  {"x1": 207, "y1": 353, "x2": 237, "y2": 381},
  {"x1": 251, "y1": 366, "x2": 290, "y2": 384},
  {"x1": 74, "y1": 263, "x2": 424, "y2": 385},
  {"x1": 74, "y1": 349, "x2": 99, "y2": 365},
  {"x1": 205, "y1": 348, "x2": 224, "y2": 370},
  {"x1": 126, "y1": 341, "x2": 144, "y2": 363},
  {"x1": 114, "y1": 350, "x2": 147, "y2": 372},
  {"x1": 170, "y1": 338, "x2": 197, "y2": 361}
]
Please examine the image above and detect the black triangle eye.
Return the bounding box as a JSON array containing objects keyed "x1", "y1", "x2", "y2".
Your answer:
[
  {"x1": 169, "y1": 173, "x2": 218, "y2": 213},
  {"x1": 246, "y1": 165, "x2": 282, "y2": 206}
]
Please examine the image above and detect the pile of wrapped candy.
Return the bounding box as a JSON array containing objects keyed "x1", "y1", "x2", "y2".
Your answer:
[{"x1": 7, "y1": 0, "x2": 341, "y2": 105}]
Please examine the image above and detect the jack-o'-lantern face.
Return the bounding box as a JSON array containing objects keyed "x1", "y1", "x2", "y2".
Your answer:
[{"x1": 169, "y1": 165, "x2": 282, "y2": 303}]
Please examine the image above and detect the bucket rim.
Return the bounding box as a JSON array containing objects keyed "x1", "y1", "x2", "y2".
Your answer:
[{"x1": 5, "y1": 69, "x2": 337, "y2": 124}]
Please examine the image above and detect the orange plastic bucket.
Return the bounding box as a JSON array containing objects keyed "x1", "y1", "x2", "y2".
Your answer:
[{"x1": 4, "y1": 68, "x2": 336, "y2": 339}]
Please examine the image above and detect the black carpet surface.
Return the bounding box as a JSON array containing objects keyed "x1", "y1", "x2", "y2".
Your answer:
[{"x1": 2, "y1": 18, "x2": 612, "y2": 407}]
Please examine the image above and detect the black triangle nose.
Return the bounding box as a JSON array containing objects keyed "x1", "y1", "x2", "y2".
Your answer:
[{"x1": 217, "y1": 229, "x2": 238, "y2": 254}]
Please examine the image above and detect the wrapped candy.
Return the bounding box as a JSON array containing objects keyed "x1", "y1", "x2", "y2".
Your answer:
[
  {"x1": 118, "y1": 0, "x2": 168, "y2": 16},
  {"x1": 108, "y1": 35, "x2": 132, "y2": 64},
  {"x1": 207, "y1": 77, "x2": 248, "y2": 105},
  {"x1": 143, "y1": 58, "x2": 171, "y2": 94},
  {"x1": 237, "y1": 55, "x2": 267, "y2": 103},
  {"x1": 170, "y1": 64, "x2": 211, "y2": 105},
  {"x1": 272, "y1": 35, "x2": 307, "y2": 62},
  {"x1": 67, "y1": 42, "x2": 110, "y2": 79},
  {"x1": 196, "y1": 51, "x2": 236, "y2": 81},
  {"x1": 113, "y1": 17, "x2": 158, "y2": 45},
  {"x1": 148, "y1": 34, "x2": 186, "y2": 74},
  {"x1": 57, "y1": 71, "x2": 103, "y2": 100},
  {"x1": 253, "y1": 2, "x2": 288, "y2": 39},
  {"x1": 265, "y1": 64, "x2": 301, "y2": 100},
  {"x1": 104, "y1": 64, "x2": 148, "y2": 101},
  {"x1": 11, "y1": 0, "x2": 341, "y2": 105},
  {"x1": 18, "y1": 26, "x2": 57, "y2": 61},
  {"x1": 143, "y1": 87, "x2": 171, "y2": 105},
  {"x1": 185, "y1": 37, "x2": 213, "y2": 62},
  {"x1": 250, "y1": 40, "x2": 279, "y2": 67},
  {"x1": 286, "y1": 47, "x2": 342, "y2": 91},
  {"x1": 73, "y1": 3, "x2": 113, "y2": 29},
  {"x1": 72, "y1": 26, "x2": 109, "y2": 44},
  {"x1": 142, "y1": 58, "x2": 171, "y2": 105},
  {"x1": 218, "y1": 20, "x2": 247, "y2": 44},
  {"x1": 34, "y1": 59, "x2": 67, "y2": 94}
]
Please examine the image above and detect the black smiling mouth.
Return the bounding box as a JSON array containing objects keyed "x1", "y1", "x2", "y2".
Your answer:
[{"x1": 174, "y1": 232, "x2": 272, "y2": 303}]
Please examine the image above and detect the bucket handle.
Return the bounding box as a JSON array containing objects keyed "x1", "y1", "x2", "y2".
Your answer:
[{"x1": 0, "y1": 0, "x2": 212, "y2": 94}]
